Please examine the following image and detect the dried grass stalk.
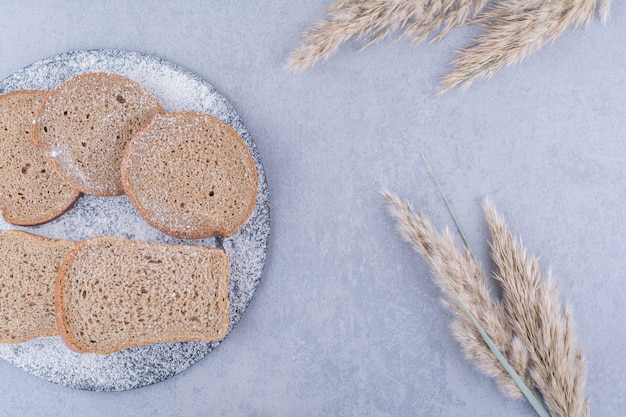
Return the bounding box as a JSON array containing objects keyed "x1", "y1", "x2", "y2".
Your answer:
[
  {"x1": 485, "y1": 201, "x2": 590, "y2": 417},
  {"x1": 385, "y1": 192, "x2": 590, "y2": 416},
  {"x1": 383, "y1": 191, "x2": 529, "y2": 398},
  {"x1": 286, "y1": 0, "x2": 488, "y2": 71},
  {"x1": 287, "y1": 0, "x2": 611, "y2": 93},
  {"x1": 440, "y1": 0, "x2": 612, "y2": 93}
]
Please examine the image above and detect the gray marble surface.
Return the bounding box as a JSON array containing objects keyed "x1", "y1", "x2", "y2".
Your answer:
[{"x1": 0, "y1": 1, "x2": 624, "y2": 416}]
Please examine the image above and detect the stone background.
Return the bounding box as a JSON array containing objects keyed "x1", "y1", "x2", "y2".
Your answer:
[{"x1": 0, "y1": 1, "x2": 624, "y2": 416}]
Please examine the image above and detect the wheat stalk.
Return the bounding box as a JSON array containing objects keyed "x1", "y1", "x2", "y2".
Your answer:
[
  {"x1": 385, "y1": 192, "x2": 589, "y2": 416},
  {"x1": 485, "y1": 201, "x2": 590, "y2": 417},
  {"x1": 286, "y1": 0, "x2": 488, "y2": 71},
  {"x1": 440, "y1": 0, "x2": 611, "y2": 93}
]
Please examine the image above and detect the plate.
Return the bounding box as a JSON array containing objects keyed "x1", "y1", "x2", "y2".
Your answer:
[{"x1": 0, "y1": 50, "x2": 270, "y2": 391}]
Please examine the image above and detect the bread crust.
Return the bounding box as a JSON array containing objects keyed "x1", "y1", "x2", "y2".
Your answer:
[
  {"x1": 0, "y1": 90, "x2": 81, "y2": 226},
  {"x1": 55, "y1": 236, "x2": 229, "y2": 354},
  {"x1": 121, "y1": 111, "x2": 258, "y2": 239},
  {"x1": 55, "y1": 239, "x2": 87, "y2": 352},
  {"x1": 32, "y1": 72, "x2": 165, "y2": 196},
  {"x1": 0, "y1": 196, "x2": 79, "y2": 226}
]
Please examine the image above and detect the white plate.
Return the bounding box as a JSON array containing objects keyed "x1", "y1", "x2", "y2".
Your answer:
[{"x1": 0, "y1": 50, "x2": 270, "y2": 391}]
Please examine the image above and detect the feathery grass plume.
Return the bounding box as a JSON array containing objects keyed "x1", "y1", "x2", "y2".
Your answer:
[
  {"x1": 385, "y1": 191, "x2": 590, "y2": 415},
  {"x1": 440, "y1": 0, "x2": 612, "y2": 93},
  {"x1": 383, "y1": 191, "x2": 531, "y2": 398},
  {"x1": 485, "y1": 201, "x2": 590, "y2": 417},
  {"x1": 286, "y1": 0, "x2": 488, "y2": 71}
]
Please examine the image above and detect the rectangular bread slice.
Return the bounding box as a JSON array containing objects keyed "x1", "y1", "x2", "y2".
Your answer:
[
  {"x1": 56, "y1": 236, "x2": 229, "y2": 354},
  {"x1": 0, "y1": 230, "x2": 76, "y2": 343}
]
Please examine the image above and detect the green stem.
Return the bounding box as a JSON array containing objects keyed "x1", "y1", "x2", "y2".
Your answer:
[
  {"x1": 419, "y1": 148, "x2": 474, "y2": 257},
  {"x1": 453, "y1": 294, "x2": 550, "y2": 417}
]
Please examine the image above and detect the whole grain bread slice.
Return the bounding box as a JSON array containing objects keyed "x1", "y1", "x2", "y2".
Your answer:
[
  {"x1": 56, "y1": 236, "x2": 229, "y2": 354},
  {"x1": 0, "y1": 230, "x2": 77, "y2": 343},
  {"x1": 0, "y1": 90, "x2": 80, "y2": 225},
  {"x1": 32, "y1": 72, "x2": 164, "y2": 196},
  {"x1": 122, "y1": 111, "x2": 258, "y2": 239}
]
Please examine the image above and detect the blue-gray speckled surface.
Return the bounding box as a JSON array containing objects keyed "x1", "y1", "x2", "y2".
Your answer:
[{"x1": 0, "y1": 1, "x2": 625, "y2": 416}]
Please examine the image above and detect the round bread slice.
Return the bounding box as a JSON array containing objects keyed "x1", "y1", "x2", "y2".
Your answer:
[
  {"x1": 122, "y1": 111, "x2": 258, "y2": 239},
  {"x1": 32, "y1": 72, "x2": 164, "y2": 196},
  {"x1": 0, "y1": 90, "x2": 80, "y2": 225}
]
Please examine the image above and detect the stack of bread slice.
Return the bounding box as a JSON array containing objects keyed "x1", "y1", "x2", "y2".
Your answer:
[
  {"x1": 0, "y1": 72, "x2": 259, "y2": 353},
  {"x1": 0, "y1": 230, "x2": 228, "y2": 354},
  {"x1": 1, "y1": 71, "x2": 258, "y2": 236}
]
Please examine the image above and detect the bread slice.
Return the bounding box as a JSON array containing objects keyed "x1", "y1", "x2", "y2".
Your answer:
[
  {"x1": 0, "y1": 230, "x2": 76, "y2": 343},
  {"x1": 56, "y1": 236, "x2": 229, "y2": 354},
  {"x1": 32, "y1": 72, "x2": 164, "y2": 196},
  {"x1": 122, "y1": 111, "x2": 258, "y2": 239},
  {"x1": 0, "y1": 90, "x2": 80, "y2": 225}
]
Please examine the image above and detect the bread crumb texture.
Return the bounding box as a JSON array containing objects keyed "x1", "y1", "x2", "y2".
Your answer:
[
  {"x1": 0, "y1": 90, "x2": 80, "y2": 225},
  {"x1": 33, "y1": 73, "x2": 164, "y2": 196},
  {"x1": 57, "y1": 236, "x2": 229, "y2": 354},
  {"x1": 0, "y1": 230, "x2": 76, "y2": 343},
  {"x1": 123, "y1": 111, "x2": 258, "y2": 239}
]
